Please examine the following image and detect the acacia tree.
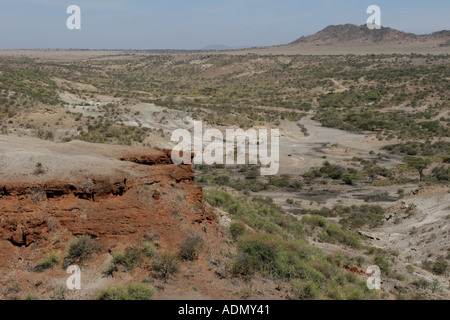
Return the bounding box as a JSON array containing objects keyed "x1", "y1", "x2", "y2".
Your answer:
[{"x1": 403, "y1": 156, "x2": 431, "y2": 181}]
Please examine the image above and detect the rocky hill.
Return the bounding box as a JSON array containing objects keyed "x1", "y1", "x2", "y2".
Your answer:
[{"x1": 291, "y1": 24, "x2": 420, "y2": 45}]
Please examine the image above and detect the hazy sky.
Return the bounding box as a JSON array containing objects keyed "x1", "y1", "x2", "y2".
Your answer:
[{"x1": 0, "y1": 0, "x2": 449, "y2": 49}]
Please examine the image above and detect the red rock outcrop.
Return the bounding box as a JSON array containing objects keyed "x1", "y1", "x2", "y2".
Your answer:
[{"x1": 0, "y1": 137, "x2": 216, "y2": 276}]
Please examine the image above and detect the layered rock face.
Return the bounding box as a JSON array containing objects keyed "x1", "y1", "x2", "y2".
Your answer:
[{"x1": 0, "y1": 136, "x2": 214, "y2": 273}]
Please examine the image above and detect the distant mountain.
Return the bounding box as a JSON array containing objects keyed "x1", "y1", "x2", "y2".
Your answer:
[
  {"x1": 290, "y1": 24, "x2": 449, "y2": 45},
  {"x1": 241, "y1": 23, "x2": 450, "y2": 55}
]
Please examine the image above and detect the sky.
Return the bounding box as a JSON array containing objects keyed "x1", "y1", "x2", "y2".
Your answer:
[{"x1": 0, "y1": 0, "x2": 449, "y2": 50}]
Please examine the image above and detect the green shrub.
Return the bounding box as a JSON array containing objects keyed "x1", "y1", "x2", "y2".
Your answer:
[
  {"x1": 213, "y1": 175, "x2": 230, "y2": 185},
  {"x1": 411, "y1": 278, "x2": 429, "y2": 289},
  {"x1": 122, "y1": 246, "x2": 142, "y2": 270},
  {"x1": 342, "y1": 173, "x2": 354, "y2": 185},
  {"x1": 152, "y1": 253, "x2": 180, "y2": 280},
  {"x1": 406, "y1": 265, "x2": 414, "y2": 274},
  {"x1": 384, "y1": 141, "x2": 450, "y2": 157},
  {"x1": 236, "y1": 234, "x2": 279, "y2": 275},
  {"x1": 325, "y1": 223, "x2": 362, "y2": 249},
  {"x1": 319, "y1": 162, "x2": 344, "y2": 180},
  {"x1": 432, "y1": 256, "x2": 448, "y2": 275},
  {"x1": 22, "y1": 292, "x2": 39, "y2": 300},
  {"x1": 267, "y1": 175, "x2": 290, "y2": 188},
  {"x1": 63, "y1": 236, "x2": 99, "y2": 268},
  {"x1": 346, "y1": 272, "x2": 357, "y2": 283},
  {"x1": 103, "y1": 263, "x2": 118, "y2": 277},
  {"x1": 112, "y1": 251, "x2": 125, "y2": 265},
  {"x1": 112, "y1": 245, "x2": 142, "y2": 271},
  {"x1": 204, "y1": 190, "x2": 303, "y2": 238},
  {"x1": 229, "y1": 221, "x2": 246, "y2": 240},
  {"x1": 232, "y1": 252, "x2": 256, "y2": 276},
  {"x1": 337, "y1": 205, "x2": 385, "y2": 229},
  {"x1": 373, "y1": 256, "x2": 391, "y2": 274},
  {"x1": 96, "y1": 283, "x2": 157, "y2": 300},
  {"x1": 355, "y1": 256, "x2": 365, "y2": 267},
  {"x1": 303, "y1": 214, "x2": 364, "y2": 248},
  {"x1": 393, "y1": 273, "x2": 407, "y2": 281},
  {"x1": 302, "y1": 215, "x2": 327, "y2": 228},
  {"x1": 232, "y1": 233, "x2": 324, "y2": 281},
  {"x1": 34, "y1": 251, "x2": 58, "y2": 272},
  {"x1": 290, "y1": 280, "x2": 320, "y2": 300},
  {"x1": 421, "y1": 259, "x2": 433, "y2": 272},
  {"x1": 142, "y1": 242, "x2": 157, "y2": 258},
  {"x1": 294, "y1": 262, "x2": 326, "y2": 284},
  {"x1": 178, "y1": 236, "x2": 203, "y2": 260},
  {"x1": 432, "y1": 166, "x2": 449, "y2": 181},
  {"x1": 301, "y1": 205, "x2": 385, "y2": 229},
  {"x1": 245, "y1": 168, "x2": 259, "y2": 180}
]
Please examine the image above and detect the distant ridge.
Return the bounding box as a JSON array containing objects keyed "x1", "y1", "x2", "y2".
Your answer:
[{"x1": 290, "y1": 24, "x2": 449, "y2": 45}]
